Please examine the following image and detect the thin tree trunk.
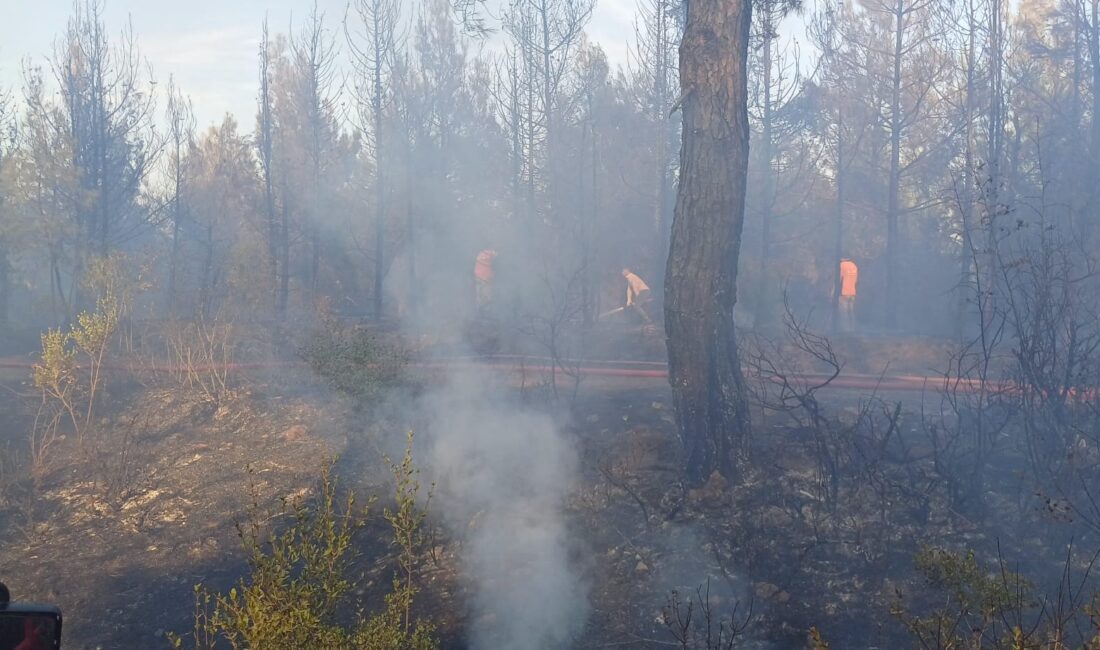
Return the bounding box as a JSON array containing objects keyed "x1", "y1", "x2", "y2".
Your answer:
[
  {"x1": 0, "y1": 246, "x2": 10, "y2": 327},
  {"x1": 166, "y1": 139, "x2": 182, "y2": 316},
  {"x1": 540, "y1": 0, "x2": 555, "y2": 223},
  {"x1": 200, "y1": 224, "x2": 215, "y2": 321},
  {"x1": 168, "y1": 209, "x2": 181, "y2": 314},
  {"x1": 653, "y1": 0, "x2": 671, "y2": 292},
  {"x1": 982, "y1": 0, "x2": 1005, "y2": 328},
  {"x1": 311, "y1": 228, "x2": 321, "y2": 298},
  {"x1": 665, "y1": 0, "x2": 754, "y2": 484},
  {"x1": 588, "y1": 99, "x2": 599, "y2": 325},
  {"x1": 886, "y1": 0, "x2": 904, "y2": 331},
  {"x1": 526, "y1": 43, "x2": 538, "y2": 225},
  {"x1": 1089, "y1": 0, "x2": 1100, "y2": 219},
  {"x1": 372, "y1": 20, "x2": 386, "y2": 320},
  {"x1": 279, "y1": 181, "x2": 291, "y2": 320},
  {"x1": 956, "y1": 3, "x2": 977, "y2": 341},
  {"x1": 404, "y1": 124, "x2": 416, "y2": 321},
  {"x1": 580, "y1": 93, "x2": 592, "y2": 326},
  {"x1": 265, "y1": 176, "x2": 278, "y2": 316},
  {"x1": 260, "y1": 20, "x2": 279, "y2": 319},
  {"x1": 755, "y1": 13, "x2": 775, "y2": 329},
  {"x1": 831, "y1": 109, "x2": 845, "y2": 333}
]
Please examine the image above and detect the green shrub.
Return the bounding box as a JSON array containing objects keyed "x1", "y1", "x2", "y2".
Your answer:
[
  {"x1": 171, "y1": 438, "x2": 436, "y2": 650},
  {"x1": 892, "y1": 546, "x2": 1035, "y2": 649},
  {"x1": 31, "y1": 292, "x2": 121, "y2": 461},
  {"x1": 299, "y1": 322, "x2": 408, "y2": 402}
]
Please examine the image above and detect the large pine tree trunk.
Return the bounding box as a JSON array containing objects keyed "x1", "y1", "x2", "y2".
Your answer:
[{"x1": 665, "y1": 0, "x2": 753, "y2": 484}]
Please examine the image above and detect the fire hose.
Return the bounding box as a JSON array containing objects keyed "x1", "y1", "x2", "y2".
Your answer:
[{"x1": 0, "y1": 354, "x2": 1009, "y2": 395}]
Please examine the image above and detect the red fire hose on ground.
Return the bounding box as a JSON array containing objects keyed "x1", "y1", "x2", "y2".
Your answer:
[{"x1": 0, "y1": 354, "x2": 990, "y2": 394}]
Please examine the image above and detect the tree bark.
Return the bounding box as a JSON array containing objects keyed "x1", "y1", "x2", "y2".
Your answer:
[
  {"x1": 652, "y1": 0, "x2": 672, "y2": 296},
  {"x1": 259, "y1": 20, "x2": 280, "y2": 320},
  {"x1": 372, "y1": 14, "x2": 386, "y2": 320},
  {"x1": 0, "y1": 245, "x2": 10, "y2": 326},
  {"x1": 1089, "y1": 0, "x2": 1100, "y2": 219},
  {"x1": 885, "y1": 0, "x2": 904, "y2": 331},
  {"x1": 831, "y1": 108, "x2": 845, "y2": 333},
  {"x1": 665, "y1": 0, "x2": 753, "y2": 484},
  {"x1": 278, "y1": 179, "x2": 291, "y2": 320},
  {"x1": 955, "y1": 0, "x2": 977, "y2": 341},
  {"x1": 754, "y1": 12, "x2": 775, "y2": 329}
]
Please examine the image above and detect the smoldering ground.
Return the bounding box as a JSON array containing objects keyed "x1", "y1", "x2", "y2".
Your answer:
[{"x1": 419, "y1": 367, "x2": 590, "y2": 649}]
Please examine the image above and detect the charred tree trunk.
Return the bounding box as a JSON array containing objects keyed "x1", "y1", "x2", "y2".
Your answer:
[
  {"x1": 885, "y1": 0, "x2": 904, "y2": 331},
  {"x1": 372, "y1": 14, "x2": 386, "y2": 320},
  {"x1": 665, "y1": 0, "x2": 753, "y2": 484},
  {"x1": 754, "y1": 13, "x2": 776, "y2": 329},
  {"x1": 0, "y1": 246, "x2": 10, "y2": 327},
  {"x1": 956, "y1": 1, "x2": 978, "y2": 341},
  {"x1": 982, "y1": 0, "x2": 1005, "y2": 330},
  {"x1": 259, "y1": 20, "x2": 280, "y2": 320},
  {"x1": 1090, "y1": 0, "x2": 1100, "y2": 218},
  {"x1": 831, "y1": 108, "x2": 845, "y2": 333},
  {"x1": 652, "y1": 0, "x2": 674, "y2": 298},
  {"x1": 200, "y1": 223, "x2": 215, "y2": 321},
  {"x1": 404, "y1": 123, "x2": 417, "y2": 321},
  {"x1": 278, "y1": 180, "x2": 291, "y2": 320},
  {"x1": 168, "y1": 203, "x2": 181, "y2": 315},
  {"x1": 165, "y1": 82, "x2": 190, "y2": 318}
]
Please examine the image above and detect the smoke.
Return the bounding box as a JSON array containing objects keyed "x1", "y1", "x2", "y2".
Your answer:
[{"x1": 423, "y1": 368, "x2": 589, "y2": 649}]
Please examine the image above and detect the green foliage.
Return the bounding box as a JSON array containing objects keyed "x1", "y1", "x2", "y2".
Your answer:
[
  {"x1": 26, "y1": 286, "x2": 124, "y2": 482},
  {"x1": 299, "y1": 322, "x2": 408, "y2": 401},
  {"x1": 83, "y1": 252, "x2": 140, "y2": 316},
  {"x1": 71, "y1": 294, "x2": 120, "y2": 355},
  {"x1": 32, "y1": 328, "x2": 77, "y2": 402},
  {"x1": 892, "y1": 546, "x2": 1035, "y2": 649},
  {"x1": 171, "y1": 442, "x2": 437, "y2": 650},
  {"x1": 913, "y1": 546, "x2": 1029, "y2": 620},
  {"x1": 1086, "y1": 599, "x2": 1100, "y2": 649},
  {"x1": 29, "y1": 328, "x2": 78, "y2": 475},
  {"x1": 31, "y1": 288, "x2": 121, "y2": 451},
  {"x1": 180, "y1": 463, "x2": 360, "y2": 649},
  {"x1": 384, "y1": 432, "x2": 435, "y2": 637}
]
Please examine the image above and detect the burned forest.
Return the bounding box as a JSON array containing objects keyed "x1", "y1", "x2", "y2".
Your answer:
[{"x1": 5, "y1": 0, "x2": 1100, "y2": 647}]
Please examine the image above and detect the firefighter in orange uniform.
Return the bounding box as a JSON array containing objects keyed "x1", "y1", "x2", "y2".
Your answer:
[
  {"x1": 839, "y1": 258, "x2": 859, "y2": 332},
  {"x1": 622, "y1": 267, "x2": 653, "y2": 323},
  {"x1": 475, "y1": 249, "x2": 497, "y2": 313}
]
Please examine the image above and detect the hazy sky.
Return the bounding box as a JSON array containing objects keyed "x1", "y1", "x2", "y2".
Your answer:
[{"x1": 0, "y1": 0, "x2": 640, "y2": 129}]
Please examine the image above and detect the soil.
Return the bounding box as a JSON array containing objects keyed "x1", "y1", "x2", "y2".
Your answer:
[
  {"x1": 0, "y1": 378, "x2": 351, "y2": 648},
  {"x1": 0, "y1": 333, "x2": 1080, "y2": 648}
]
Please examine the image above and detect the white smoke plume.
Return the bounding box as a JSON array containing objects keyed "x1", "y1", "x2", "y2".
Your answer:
[{"x1": 424, "y1": 368, "x2": 589, "y2": 648}]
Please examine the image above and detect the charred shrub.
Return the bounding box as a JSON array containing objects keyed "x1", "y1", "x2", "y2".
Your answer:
[
  {"x1": 160, "y1": 318, "x2": 238, "y2": 406},
  {"x1": 299, "y1": 321, "x2": 408, "y2": 402},
  {"x1": 661, "y1": 579, "x2": 753, "y2": 649}
]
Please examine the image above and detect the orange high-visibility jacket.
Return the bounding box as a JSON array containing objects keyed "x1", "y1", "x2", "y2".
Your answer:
[
  {"x1": 840, "y1": 259, "x2": 859, "y2": 297},
  {"x1": 475, "y1": 249, "x2": 497, "y2": 283},
  {"x1": 625, "y1": 272, "x2": 650, "y2": 305}
]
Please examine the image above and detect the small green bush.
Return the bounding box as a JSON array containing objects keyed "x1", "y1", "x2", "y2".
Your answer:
[
  {"x1": 171, "y1": 438, "x2": 436, "y2": 650},
  {"x1": 299, "y1": 322, "x2": 408, "y2": 402},
  {"x1": 892, "y1": 546, "x2": 1037, "y2": 649},
  {"x1": 808, "y1": 547, "x2": 1100, "y2": 649}
]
